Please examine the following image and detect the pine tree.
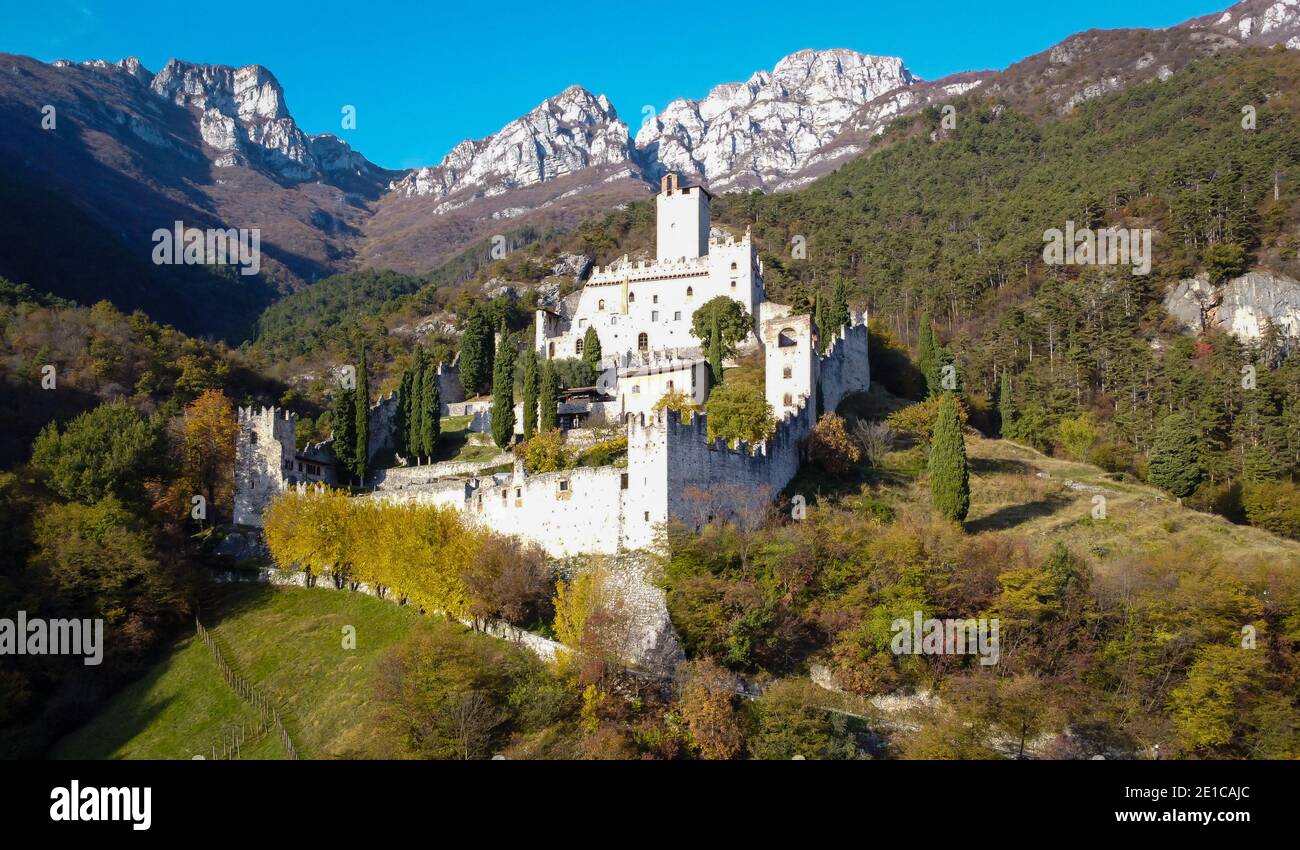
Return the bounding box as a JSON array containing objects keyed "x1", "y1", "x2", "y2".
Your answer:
[
  {"x1": 354, "y1": 349, "x2": 369, "y2": 484},
  {"x1": 421, "y1": 358, "x2": 440, "y2": 457},
  {"x1": 582, "y1": 326, "x2": 602, "y2": 376},
  {"x1": 928, "y1": 392, "x2": 970, "y2": 522},
  {"x1": 491, "y1": 324, "x2": 516, "y2": 449},
  {"x1": 918, "y1": 315, "x2": 938, "y2": 397},
  {"x1": 1148, "y1": 412, "x2": 1205, "y2": 497},
  {"x1": 539, "y1": 358, "x2": 558, "y2": 431},
  {"x1": 998, "y1": 368, "x2": 1015, "y2": 438},
  {"x1": 407, "y1": 351, "x2": 425, "y2": 463},
  {"x1": 459, "y1": 305, "x2": 494, "y2": 397},
  {"x1": 708, "y1": 311, "x2": 724, "y2": 386},
  {"x1": 521, "y1": 347, "x2": 539, "y2": 440},
  {"x1": 333, "y1": 385, "x2": 356, "y2": 485}
]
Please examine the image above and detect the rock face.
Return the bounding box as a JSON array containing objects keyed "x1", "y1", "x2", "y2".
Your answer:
[
  {"x1": 1165, "y1": 271, "x2": 1300, "y2": 340},
  {"x1": 635, "y1": 49, "x2": 919, "y2": 191},
  {"x1": 390, "y1": 86, "x2": 633, "y2": 200}
]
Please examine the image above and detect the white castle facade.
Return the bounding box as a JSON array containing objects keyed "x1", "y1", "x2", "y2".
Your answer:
[{"x1": 233, "y1": 173, "x2": 870, "y2": 557}]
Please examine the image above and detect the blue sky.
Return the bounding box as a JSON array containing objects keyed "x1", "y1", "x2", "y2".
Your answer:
[{"x1": 2, "y1": 0, "x2": 1230, "y2": 170}]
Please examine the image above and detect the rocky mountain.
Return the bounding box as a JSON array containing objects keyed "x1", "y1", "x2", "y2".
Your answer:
[
  {"x1": 391, "y1": 86, "x2": 635, "y2": 204},
  {"x1": 635, "y1": 49, "x2": 919, "y2": 191},
  {"x1": 5, "y1": 0, "x2": 1300, "y2": 341}
]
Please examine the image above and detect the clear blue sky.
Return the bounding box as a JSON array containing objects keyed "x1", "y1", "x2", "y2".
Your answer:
[{"x1": 2, "y1": 0, "x2": 1230, "y2": 170}]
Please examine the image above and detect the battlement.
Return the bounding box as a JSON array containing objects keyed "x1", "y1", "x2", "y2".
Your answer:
[{"x1": 589, "y1": 255, "x2": 711, "y2": 284}]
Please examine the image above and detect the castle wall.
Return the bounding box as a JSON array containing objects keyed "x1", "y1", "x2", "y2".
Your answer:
[{"x1": 465, "y1": 466, "x2": 632, "y2": 557}]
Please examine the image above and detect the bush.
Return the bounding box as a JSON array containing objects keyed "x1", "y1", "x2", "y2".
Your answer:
[
  {"x1": 576, "y1": 437, "x2": 627, "y2": 468},
  {"x1": 1242, "y1": 480, "x2": 1300, "y2": 539},
  {"x1": 513, "y1": 429, "x2": 572, "y2": 473},
  {"x1": 1090, "y1": 440, "x2": 1135, "y2": 474},
  {"x1": 1186, "y1": 480, "x2": 1245, "y2": 523},
  {"x1": 808, "y1": 413, "x2": 862, "y2": 475},
  {"x1": 885, "y1": 395, "x2": 969, "y2": 447}
]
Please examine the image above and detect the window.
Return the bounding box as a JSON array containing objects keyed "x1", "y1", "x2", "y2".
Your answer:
[
  {"x1": 783, "y1": 366, "x2": 792, "y2": 379},
  {"x1": 644, "y1": 511, "x2": 650, "y2": 521},
  {"x1": 778, "y1": 328, "x2": 798, "y2": 347},
  {"x1": 632, "y1": 385, "x2": 641, "y2": 394},
  {"x1": 783, "y1": 393, "x2": 793, "y2": 406},
  {"x1": 667, "y1": 380, "x2": 674, "y2": 391},
  {"x1": 686, "y1": 287, "x2": 693, "y2": 297},
  {"x1": 628, "y1": 292, "x2": 635, "y2": 303},
  {"x1": 651, "y1": 311, "x2": 659, "y2": 321},
  {"x1": 638, "y1": 332, "x2": 648, "y2": 352},
  {"x1": 578, "y1": 318, "x2": 586, "y2": 327},
  {"x1": 653, "y1": 294, "x2": 659, "y2": 304},
  {"x1": 598, "y1": 299, "x2": 605, "y2": 310},
  {"x1": 730, "y1": 262, "x2": 737, "y2": 272},
  {"x1": 731, "y1": 280, "x2": 736, "y2": 288},
  {"x1": 674, "y1": 311, "x2": 681, "y2": 321},
  {"x1": 559, "y1": 479, "x2": 569, "y2": 492},
  {"x1": 620, "y1": 473, "x2": 629, "y2": 490},
  {"x1": 548, "y1": 342, "x2": 555, "y2": 357},
  {"x1": 575, "y1": 338, "x2": 584, "y2": 355}
]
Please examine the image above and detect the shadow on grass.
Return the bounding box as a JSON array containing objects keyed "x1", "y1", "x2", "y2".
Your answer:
[
  {"x1": 965, "y1": 495, "x2": 1071, "y2": 534},
  {"x1": 970, "y1": 457, "x2": 1034, "y2": 476}
]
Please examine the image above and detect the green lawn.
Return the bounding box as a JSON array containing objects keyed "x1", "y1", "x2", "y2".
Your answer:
[{"x1": 51, "y1": 584, "x2": 429, "y2": 759}]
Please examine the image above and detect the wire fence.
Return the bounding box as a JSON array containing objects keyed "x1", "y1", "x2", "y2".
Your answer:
[{"x1": 195, "y1": 617, "x2": 298, "y2": 760}]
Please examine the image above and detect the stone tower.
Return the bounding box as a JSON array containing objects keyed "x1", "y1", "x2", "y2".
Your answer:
[
  {"x1": 762, "y1": 313, "x2": 817, "y2": 418},
  {"x1": 233, "y1": 406, "x2": 297, "y2": 527},
  {"x1": 655, "y1": 172, "x2": 711, "y2": 261}
]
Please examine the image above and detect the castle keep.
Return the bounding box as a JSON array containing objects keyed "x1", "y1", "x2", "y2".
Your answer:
[{"x1": 234, "y1": 173, "x2": 870, "y2": 556}]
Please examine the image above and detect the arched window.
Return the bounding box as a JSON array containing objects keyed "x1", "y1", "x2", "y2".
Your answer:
[
  {"x1": 730, "y1": 262, "x2": 738, "y2": 272},
  {"x1": 778, "y1": 328, "x2": 798, "y2": 348},
  {"x1": 575, "y1": 338, "x2": 584, "y2": 355},
  {"x1": 637, "y1": 332, "x2": 648, "y2": 352},
  {"x1": 628, "y1": 292, "x2": 635, "y2": 303},
  {"x1": 598, "y1": 299, "x2": 605, "y2": 310},
  {"x1": 686, "y1": 287, "x2": 693, "y2": 297}
]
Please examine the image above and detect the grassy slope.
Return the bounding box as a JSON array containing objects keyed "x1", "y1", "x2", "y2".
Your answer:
[
  {"x1": 52, "y1": 584, "x2": 428, "y2": 760},
  {"x1": 960, "y1": 436, "x2": 1300, "y2": 564}
]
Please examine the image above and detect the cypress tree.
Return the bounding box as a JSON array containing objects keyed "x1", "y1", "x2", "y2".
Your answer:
[
  {"x1": 827, "y1": 277, "x2": 850, "y2": 335},
  {"x1": 998, "y1": 368, "x2": 1015, "y2": 438},
  {"x1": 421, "y1": 358, "x2": 441, "y2": 458},
  {"x1": 521, "y1": 347, "x2": 539, "y2": 440},
  {"x1": 539, "y1": 358, "x2": 558, "y2": 431},
  {"x1": 396, "y1": 368, "x2": 413, "y2": 456},
  {"x1": 354, "y1": 349, "x2": 369, "y2": 484},
  {"x1": 459, "y1": 305, "x2": 493, "y2": 397},
  {"x1": 708, "y1": 311, "x2": 724, "y2": 386},
  {"x1": 582, "y1": 326, "x2": 602, "y2": 377},
  {"x1": 918, "y1": 315, "x2": 938, "y2": 397},
  {"x1": 333, "y1": 384, "x2": 356, "y2": 485},
  {"x1": 407, "y1": 351, "x2": 425, "y2": 463},
  {"x1": 491, "y1": 324, "x2": 516, "y2": 449},
  {"x1": 929, "y1": 392, "x2": 970, "y2": 522},
  {"x1": 1148, "y1": 412, "x2": 1205, "y2": 497}
]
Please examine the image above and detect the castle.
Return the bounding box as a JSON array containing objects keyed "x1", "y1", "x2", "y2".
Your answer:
[{"x1": 233, "y1": 173, "x2": 870, "y2": 557}]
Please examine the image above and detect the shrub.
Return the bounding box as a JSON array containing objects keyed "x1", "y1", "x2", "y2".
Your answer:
[
  {"x1": 885, "y1": 395, "x2": 969, "y2": 447},
  {"x1": 808, "y1": 413, "x2": 862, "y2": 475},
  {"x1": 513, "y1": 429, "x2": 572, "y2": 473},
  {"x1": 576, "y1": 437, "x2": 627, "y2": 468},
  {"x1": 1242, "y1": 480, "x2": 1300, "y2": 539}
]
